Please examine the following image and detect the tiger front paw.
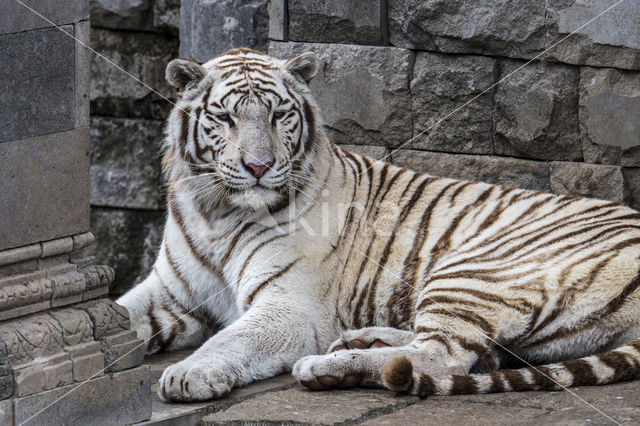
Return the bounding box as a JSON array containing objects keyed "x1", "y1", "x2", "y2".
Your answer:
[{"x1": 158, "y1": 356, "x2": 235, "y2": 402}]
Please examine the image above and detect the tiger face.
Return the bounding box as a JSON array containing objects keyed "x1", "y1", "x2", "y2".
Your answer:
[{"x1": 164, "y1": 48, "x2": 321, "y2": 211}]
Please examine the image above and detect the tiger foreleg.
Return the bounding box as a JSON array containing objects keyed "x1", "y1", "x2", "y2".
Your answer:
[
  {"x1": 158, "y1": 300, "x2": 323, "y2": 402},
  {"x1": 117, "y1": 270, "x2": 213, "y2": 354}
]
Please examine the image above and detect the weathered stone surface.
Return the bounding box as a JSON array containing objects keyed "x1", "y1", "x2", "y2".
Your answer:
[
  {"x1": 550, "y1": 162, "x2": 625, "y2": 202},
  {"x1": 180, "y1": 0, "x2": 269, "y2": 62},
  {"x1": 201, "y1": 387, "x2": 418, "y2": 425},
  {"x1": 91, "y1": 0, "x2": 153, "y2": 31},
  {"x1": 388, "y1": 0, "x2": 546, "y2": 58},
  {"x1": 289, "y1": 0, "x2": 386, "y2": 45},
  {"x1": 0, "y1": 244, "x2": 41, "y2": 268},
  {"x1": 65, "y1": 341, "x2": 104, "y2": 381},
  {"x1": 0, "y1": 0, "x2": 89, "y2": 34},
  {"x1": 90, "y1": 28, "x2": 178, "y2": 120},
  {"x1": 392, "y1": 150, "x2": 550, "y2": 191},
  {"x1": 85, "y1": 208, "x2": 164, "y2": 296},
  {"x1": 495, "y1": 59, "x2": 581, "y2": 161},
  {"x1": 270, "y1": 42, "x2": 414, "y2": 148},
  {"x1": 101, "y1": 330, "x2": 145, "y2": 373},
  {"x1": 268, "y1": 0, "x2": 287, "y2": 41},
  {"x1": 410, "y1": 52, "x2": 495, "y2": 154},
  {"x1": 90, "y1": 116, "x2": 164, "y2": 210},
  {"x1": 580, "y1": 67, "x2": 640, "y2": 167},
  {"x1": 12, "y1": 365, "x2": 151, "y2": 425},
  {"x1": 364, "y1": 399, "x2": 547, "y2": 425},
  {"x1": 79, "y1": 299, "x2": 130, "y2": 340},
  {"x1": 0, "y1": 273, "x2": 51, "y2": 313},
  {"x1": 0, "y1": 26, "x2": 75, "y2": 143},
  {"x1": 0, "y1": 400, "x2": 11, "y2": 425},
  {"x1": 153, "y1": 0, "x2": 180, "y2": 35},
  {"x1": 545, "y1": 0, "x2": 640, "y2": 70},
  {"x1": 75, "y1": 20, "x2": 91, "y2": 129},
  {"x1": 0, "y1": 128, "x2": 90, "y2": 251},
  {"x1": 623, "y1": 168, "x2": 640, "y2": 212},
  {"x1": 339, "y1": 145, "x2": 389, "y2": 161},
  {"x1": 388, "y1": 1, "x2": 640, "y2": 70}
]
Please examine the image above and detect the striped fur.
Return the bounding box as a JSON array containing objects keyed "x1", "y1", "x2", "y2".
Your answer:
[{"x1": 117, "y1": 49, "x2": 640, "y2": 402}]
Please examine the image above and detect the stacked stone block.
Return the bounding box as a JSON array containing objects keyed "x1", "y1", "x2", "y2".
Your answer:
[
  {"x1": 269, "y1": 0, "x2": 640, "y2": 206},
  {"x1": 0, "y1": 1, "x2": 150, "y2": 423},
  {"x1": 87, "y1": 0, "x2": 180, "y2": 296}
]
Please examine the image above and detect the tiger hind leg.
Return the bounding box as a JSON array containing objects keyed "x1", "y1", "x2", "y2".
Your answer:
[
  {"x1": 326, "y1": 327, "x2": 416, "y2": 352},
  {"x1": 293, "y1": 326, "x2": 479, "y2": 390}
]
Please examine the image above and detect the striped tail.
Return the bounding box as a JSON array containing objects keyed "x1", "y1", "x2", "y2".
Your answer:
[{"x1": 382, "y1": 338, "x2": 640, "y2": 397}]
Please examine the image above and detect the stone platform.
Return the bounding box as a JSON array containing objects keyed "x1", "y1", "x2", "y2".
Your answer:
[{"x1": 140, "y1": 350, "x2": 640, "y2": 425}]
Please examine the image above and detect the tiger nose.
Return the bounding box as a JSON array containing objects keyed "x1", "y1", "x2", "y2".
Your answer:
[{"x1": 243, "y1": 160, "x2": 272, "y2": 178}]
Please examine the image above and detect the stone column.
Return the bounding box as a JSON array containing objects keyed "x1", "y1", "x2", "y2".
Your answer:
[{"x1": 0, "y1": 1, "x2": 150, "y2": 424}]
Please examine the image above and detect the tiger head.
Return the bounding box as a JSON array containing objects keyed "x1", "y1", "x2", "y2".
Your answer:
[{"x1": 163, "y1": 48, "x2": 324, "y2": 211}]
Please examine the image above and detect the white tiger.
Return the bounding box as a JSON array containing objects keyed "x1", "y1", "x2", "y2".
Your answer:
[{"x1": 118, "y1": 48, "x2": 640, "y2": 402}]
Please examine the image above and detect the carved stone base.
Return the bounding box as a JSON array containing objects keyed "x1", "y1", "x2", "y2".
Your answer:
[{"x1": 0, "y1": 233, "x2": 150, "y2": 424}]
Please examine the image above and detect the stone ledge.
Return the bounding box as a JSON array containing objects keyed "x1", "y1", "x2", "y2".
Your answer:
[{"x1": 11, "y1": 365, "x2": 151, "y2": 426}]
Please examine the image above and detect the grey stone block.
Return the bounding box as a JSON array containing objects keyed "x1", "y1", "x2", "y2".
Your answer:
[
  {"x1": 0, "y1": 273, "x2": 51, "y2": 315},
  {"x1": 410, "y1": 52, "x2": 495, "y2": 154},
  {"x1": 90, "y1": 28, "x2": 178, "y2": 120},
  {"x1": 0, "y1": 26, "x2": 75, "y2": 143},
  {"x1": 269, "y1": 42, "x2": 414, "y2": 148},
  {"x1": 0, "y1": 0, "x2": 89, "y2": 35},
  {"x1": 392, "y1": 150, "x2": 550, "y2": 192},
  {"x1": 0, "y1": 244, "x2": 41, "y2": 268},
  {"x1": 339, "y1": 145, "x2": 389, "y2": 161},
  {"x1": 388, "y1": 0, "x2": 546, "y2": 58},
  {"x1": 623, "y1": 168, "x2": 640, "y2": 212},
  {"x1": 75, "y1": 20, "x2": 91, "y2": 129},
  {"x1": 78, "y1": 299, "x2": 131, "y2": 340},
  {"x1": 12, "y1": 365, "x2": 151, "y2": 425},
  {"x1": 550, "y1": 162, "x2": 625, "y2": 202},
  {"x1": 0, "y1": 400, "x2": 11, "y2": 424},
  {"x1": 100, "y1": 330, "x2": 146, "y2": 373},
  {"x1": 85, "y1": 208, "x2": 164, "y2": 296},
  {"x1": 153, "y1": 0, "x2": 181, "y2": 35},
  {"x1": 0, "y1": 128, "x2": 90, "y2": 251},
  {"x1": 545, "y1": 0, "x2": 640, "y2": 71},
  {"x1": 268, "y1": 0, "x2": 287, "y2": 41},
  {"x1": 181, "y1": 0, "x2": 269, "y2": 62},
  {"x1": 90, "y1": 116, "x2": 164, "y2": 209},
  {"x1": 580, "y1": 67, "x2": 640, "y2": 167},
  {"x1": 289, "y1": 0, "x2": 386, "y2": 45},
  {"x1": 65, "y1": 341, "x2": 104, "y2": 381},
  {"x1": 494, "y1": 59, "x2": 581, "y2": 161},
  {"x1": 201, "y1": 387, "x2": 418, "y2": 425},
  {"x1": 90, "y1": 0, "x2": 153, "y2": 31}
]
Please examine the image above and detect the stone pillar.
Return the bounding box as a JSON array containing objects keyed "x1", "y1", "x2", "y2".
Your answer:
[{"x1": 0, "y1": 1, "x2": 150, "y2": 424}]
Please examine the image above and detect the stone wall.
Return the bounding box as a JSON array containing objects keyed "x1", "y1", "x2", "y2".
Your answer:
[
  {"x1": 87, "y1": 0, "x2": 180, "y2": 295},
  {"x1": 0, "y1": 2, "x2": 149, "y2": 423},
  {"x1": 269, "y1": 0, "x2": 640, "y2": 205}
]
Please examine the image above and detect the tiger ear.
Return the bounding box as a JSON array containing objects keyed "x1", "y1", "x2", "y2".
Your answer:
[
  {"x1": 166, "y1": 59, "x2": 206, "y2": 91},
  {"x1": 284, "y1": 52, "x2": 320, "y2": 84}
]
